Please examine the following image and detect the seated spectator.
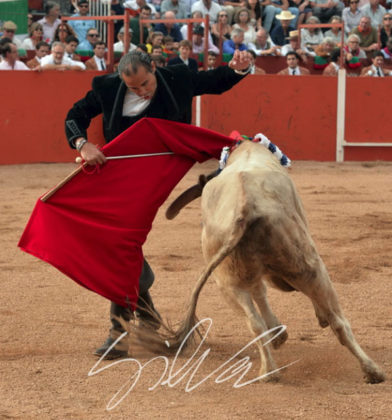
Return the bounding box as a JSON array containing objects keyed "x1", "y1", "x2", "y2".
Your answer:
[
  {"x1": 360, "y1": 49, "x2": 392, "y2": 76},
  {"x1": 130, "y1": 5, "x2": 153, "y2": 45},
  {"x1": 313, "y1": 36, "x2": 336, "y2": 68},
  {"x1": 53, "y1": 23, "x2": 77, "y2": 44},
  {"x1": 222, "y1": 27, "x2": 248, "y2": 54},
  {"x1": 0, "y1": 42, "x2": 29, "y2": 70},
  {"x1": 380, "y1": 12, "x2": 392, "y2": 49},
  {"x1": 151, "y1": 45, "x2": 164, "y2": 56},
  {"x1": 381, "y1": 36, "x2": 392, "y2": 58},
  {"x1": 151, "y1": 54, "x2": 167, "y2": 67},
  {"x1": 344, "y1": 33, "x2": 366, "y2": 68},
  {"x1": 180, "y1": 11, "x2": 218, "y2": 54},
  {"x1": 124, "y1": 0, "x2": 157, "y2": 17},
  {"x1": 223, "y1": 0, "x2": 245, "y2": 26},
  {"x1": 114, "y1": 27, "x2": 137, "y2": 53},
  {"x1": 211, "y1": 10, "x2": 232, "y2": 46},
  {"x1": 233, "y1": 8, "x2": 257, "y2": 46},
  {"x1": 271, "y1": 10, "x2": 297, "y2": 47},
  {"x1": 163, "y1": 35, "x2": 177, "y2": 54},
  {"x1": 324, "y1": 15, "x2": 346, "y2": 47},
  {"x1": 168, "y1": 39, "x2": 199, "y2": 71},
  {"x1": 65, "y1": 35, "x2": 82, "y2": 61},
  {"x1": 278, "y1": 51, "x2": 310, "y2": 74},
  {"x1": 314, "y1": 36, "x2": 336, "y2": 57},
  {"x1": 350, "y1": 16, "x2": 379, "y2": 52},
  {"x1": 300, "y1": 16, "x2": 324, "y2": 56},
  {"x1": 247, "y1": 49, "x2": 266, "y2": 74},
  {"x1": 310, "y1": 0, "x2": 343, "y2": 24},
  {"x1": 322, "y1": 47, "x2": 341, "y2": 76},
  {"x1": 40, "y1": 41, "x2": 86, "y2": 70},
  {"x1": 280, "y1": 30, "x2": 308, "y2": 62},
  {"x1": 146, "y1": 31, "x2": 164, "y2": 53},
  {"x1": 1, "y1": 21, "x2": 22, "y2": 49},
  {"x1": 342, "y1": 0, "x2": 363, "y2": 36},
  {"x1": 77, "y1": 28, "x2": 100, "y2": 51},
  {"x1": 206, "y1": 50, "x2": 218, "y2": 69},
  {"x1": 154, "y1": 11, "x2": 183, "y2": 43},
  {"x1": 360, "y1": 0, "x2": 386, "y2": 29},
  {"x1": 21, "y1": 22, "x2": 44, "y2": 50},
  {"x1": 85, "y1": 41, "x2": 108, "y2": 70},
  {"x1": 160, "y1": 0, "x2": 188, "y2": 19},
  {"x1": 247, "y1": 28, "x2": 280, "y2": 56},
  {"x1": 38, "y1": 1, "x2": 61, "y2": 43},
  {"x1": 68, "y1": 0, "x2": 96, "y2": 44},
  {"x1": 26, "y1": 41, "x2": 50, "y2": 69},
  {"x1": 192, "y1": 25, "x2": 220, "y2": 54},
  {"x1": 191, "y1": 0, "x2": 222, "y2": 24},
  {"x1": 0, "y1": 37, "x2": 12, "y2": 62},
  {"x1": 245, "y1": 0, "x2": 263, "y2": 29},
  {"x1": 295, "y1": 0, "x2": 313, "y2": 27},
  {"x1": 263, "y1": 1, "x2": 299, "y2": 32}
]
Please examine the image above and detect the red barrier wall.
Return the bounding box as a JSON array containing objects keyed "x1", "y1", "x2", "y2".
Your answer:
[
  {"x1": 0, "y1": 71, "x2": 105, "y2": 165},
  {"x1": 201, "y1": 74, "x2": 337, "y2": 161},
  {"x1": 1, "y1": 71, "x2": 392, "y2": 164}
]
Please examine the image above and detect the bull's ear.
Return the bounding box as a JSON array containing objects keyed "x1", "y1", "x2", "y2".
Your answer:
[{"x1": 165, "y1": 184, "x2": 203, "y2": 220}]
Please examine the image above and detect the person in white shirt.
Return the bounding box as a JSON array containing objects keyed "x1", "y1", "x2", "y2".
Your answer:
[
  {"x1": 40, "y1": 41, "x2": 86, "y2": 71},
  {"x1": 124, "y1": 0, "x2": 157, "y2": 16},
  {"x1": 0, "y1": 42, "x2": 29, "y2": 70},
  {"x1": 191, "y1": 0, "x2": 222, "y2": 24},
  {"x1": 114, "y1": 26, "x2": 138, "y2": 53},
  {"x1": 247, "y1": 28, "x2": 280, "y2": 56},
  {"x1": 360, "y1": 50, "x2": 392, "y2": 76},
  {"x1": 360, "y1": 0, "x2": 386, "y2": 29},
  {"x1": 279, "y1": 30, "x2": 308, "y2": 63}
]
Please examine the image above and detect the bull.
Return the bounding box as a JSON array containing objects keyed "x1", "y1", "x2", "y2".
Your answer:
[{"x1": 164, "y1": 138, "x2": 385, "y2": 384}]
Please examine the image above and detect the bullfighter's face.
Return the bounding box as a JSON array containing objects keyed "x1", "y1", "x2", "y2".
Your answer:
[{"x1": 121, "y1": 62, "x2": 157, "y2": 101}]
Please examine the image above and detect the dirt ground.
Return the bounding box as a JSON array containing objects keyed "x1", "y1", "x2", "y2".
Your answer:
[{"x1": 0, "y1": 159, "x2": 391, "y2": 420}]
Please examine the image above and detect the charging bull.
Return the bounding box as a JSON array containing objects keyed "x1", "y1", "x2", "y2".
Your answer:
[{"x1": 165, "y1": 139, "x2": 385, "y2": 384}]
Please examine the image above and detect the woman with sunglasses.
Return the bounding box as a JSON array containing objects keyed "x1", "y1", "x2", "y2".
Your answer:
[
  {"x1": 342, "y1": 0, "x2": 364, "y2": 36},
  {"x1": 21, "y1": 22, "x2": 44, "y2": 50},
  {"x1": 380, "y1": 13, "x2": 392, "y2": 48},
  {"x1": 211, "y1": 11, "x2": 232, "y2": 46},
  {"x1": 53, "y1": 23, "x2": 76, "y2": 44}
]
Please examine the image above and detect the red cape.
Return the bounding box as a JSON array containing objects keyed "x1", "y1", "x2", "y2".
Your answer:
[{"x1": 18, "y1": 118, "x2": 234, "y2": 309}]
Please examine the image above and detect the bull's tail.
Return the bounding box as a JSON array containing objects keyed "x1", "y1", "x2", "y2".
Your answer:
[{"x1": 170, "y1": 214, "x2": 248, "y2": 349}]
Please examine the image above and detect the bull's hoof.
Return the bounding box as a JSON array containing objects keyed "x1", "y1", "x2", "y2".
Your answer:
[
  {"x1": 317, "y1": 317, "x2": 329, "y2": 328},
  {"x1": 364, "y1": 365, "x2": 386, "y2": 384},
  {"x1": 272, "y1": 329, "x2": 288, "y2": 349},
  {"x1": 260, "y1": 371, "x2": 281, "y2": 383}
]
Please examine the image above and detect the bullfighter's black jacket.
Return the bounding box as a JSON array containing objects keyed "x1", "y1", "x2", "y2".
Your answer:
[{"x1": 65, "y1": 64, "x2": 247, "y2": 148}]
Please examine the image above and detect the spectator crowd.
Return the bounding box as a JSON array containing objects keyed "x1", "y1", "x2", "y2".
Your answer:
[{"x1": 1, "y1": 0, "x2": 392, "y2": 76}]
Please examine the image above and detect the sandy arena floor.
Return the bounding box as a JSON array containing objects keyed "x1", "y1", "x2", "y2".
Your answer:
[{"x1": 0, "y1": 160, "x2": 391, "y2": 419}]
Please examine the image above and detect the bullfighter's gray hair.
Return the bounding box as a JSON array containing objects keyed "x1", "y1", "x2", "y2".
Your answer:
[{"x1": 118, "y1": 50, "x2": 153, "y2": 77}]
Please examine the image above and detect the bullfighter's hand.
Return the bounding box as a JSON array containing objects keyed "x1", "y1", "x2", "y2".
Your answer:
[
  {"x1": 228, "y1": 50, "x2": 251, "y2": 72},
  {"x1": 80, "y1": 142, "x2": 107, "y2": 165}
]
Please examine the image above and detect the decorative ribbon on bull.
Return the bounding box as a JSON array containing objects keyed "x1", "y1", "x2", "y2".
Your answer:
[
  {"x1": 18, "y1": 118, "x2": 238, "y2": 309},
  {"x1": 165, "y1": 130, "x2": 292, "y2": 221},
  {"x1": 218, "y1": 131, "x2": 291, "y2": 173}
]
